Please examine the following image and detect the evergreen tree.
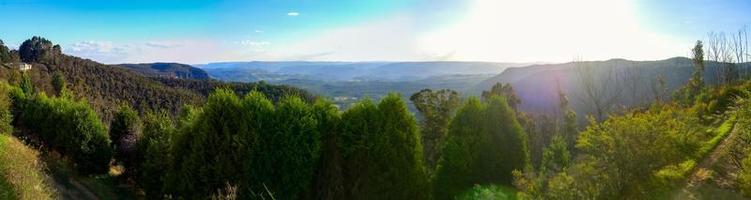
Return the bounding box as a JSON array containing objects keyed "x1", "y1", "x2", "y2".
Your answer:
[
  {"x1": 339, "y1": 94, "x2": 429, "y2": 199},
  {"x1": 251, "y1": 96, "x2": 321, "y2": 200},
  {"x1": 166, "y1": 89, "x2": 254, "y2": 198},
  {"x1": 434, "y1": 95, "x2": 529, "y2": 199},
  {"x1": 137, "y1": 111, "x2": 175, "y2": 198},
  {"x1": 19, "y1": 36, "x2": 58, "y2": 63},
  {"x1": 109, "y1": 105, "x2": 141, "y2": 177},
  {"x1": 51, "y1": 71, "x2": 70, "y2": 97},
  {"x1": 0, "y1": 39, "x2": 11, "y2": 63},
  {"x1": 19, "y1": 73, "x2": 33, "y2": 95}
]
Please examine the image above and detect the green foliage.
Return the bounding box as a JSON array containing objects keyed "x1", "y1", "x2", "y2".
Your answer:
[
  {"x1": 11, "y1": 90, "x2": 112, "y2": 174},
  {"x1": 434, "y1": 95, "x2": 529, "y2": 199},
  {"x1": 674, "y1": 41, "x2": 706, "y2": 106},
  {"x1": 19, "y1": 72, "x2": 33, "y2": 95},
  {"x1": 740, "y1": 150, "x2": 751, "y2": 196},
  {"x1": 0, "y1": 83, "x2": 12, "y2": 135},
  {"x1": 571, "y1": 105, "x2": 701, "y2": 198},
  {"x1": 541, "y1": 135, "x2": 570, "y2": 174},
  {"x1": 0, "y1": 39, "x2": 11, "y2": 63},
  {"x1": 166, "y1": 89, "x2": 253, "y2": 198},
  {"x1": 456, "y1": 184, "x2": 517, "y2": 200},
  {"x1": 695, "y1": 115, "x2": 736, "y2": 158},
  {"x1": 137, "y1": 111, "x2": 175, "y2": 198},
  {"x1": 338, "y1": 94, "x2": 429, "y2": 199},
  {"x1": 250, "y1": 96, "x2": 322, "y2": 200},
  {"x1": 410, "y1": 89, "x2": 461, "y2": 171},
  {"x1": 110, "y1": 105, "x2": 141, "y2": 178},
  {"x1": 482, "y1": 83, "x2": 521, "y2": 110},
  {"x1": 18, "y1": 36, "x2": 61, "y2": 63},
  {"x1": 51, "y1": 70, "x2": 69, "y2": 97}
]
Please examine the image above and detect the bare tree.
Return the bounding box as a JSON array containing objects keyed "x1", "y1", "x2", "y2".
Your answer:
[
  {"x1": 622, "y1": 61, "x2": 646, "y2": 106},
  {"x1": 574, "y1": 60, "x2": 623, "y2": 121},
  {"x1": 731, "y1": 26, "x2": 749, "y2": 78},
  {"x1": 650, "y1": 74, "x2": 667, "y2": 102}
]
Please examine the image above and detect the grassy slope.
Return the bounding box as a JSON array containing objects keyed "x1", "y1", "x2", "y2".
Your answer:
[{"x1": 0, "y1": 134, "x2": 56, "y2": 199}]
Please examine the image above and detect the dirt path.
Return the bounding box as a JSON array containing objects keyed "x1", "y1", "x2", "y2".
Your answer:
[
  {"x1": 50, "y1": 176, "x2": 101, "y2": 200},
  {"x1": 675, "y1": 120, "x2": 740, "y2": 200}
]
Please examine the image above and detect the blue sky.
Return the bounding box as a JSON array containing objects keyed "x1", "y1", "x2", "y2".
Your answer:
[{"x1": 0, "y1": 0, "x2": 749, "y2": 64}]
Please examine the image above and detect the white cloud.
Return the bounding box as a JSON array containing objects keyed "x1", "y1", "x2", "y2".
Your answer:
[
  {"x1": 64, "y1": 40, "x2": 230, "y2": 64},
  {"x1": 287, "y1": 12, "x2": 299, "y2": 16}
]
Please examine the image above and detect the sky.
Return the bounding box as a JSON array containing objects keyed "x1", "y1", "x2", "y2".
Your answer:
[{"x1": 0, "y1": 0, "x2": 750, "y2": 64}]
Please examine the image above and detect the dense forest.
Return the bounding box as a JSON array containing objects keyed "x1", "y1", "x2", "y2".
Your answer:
[
  {"x1": 1, "y1": 33, "x2": 751, "y2": 200},
  {"x1": 0, "y1": 37, "x2": 312, "y2": 122}
]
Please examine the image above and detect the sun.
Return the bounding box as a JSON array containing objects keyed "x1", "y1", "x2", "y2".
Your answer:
[{"x1": 418, "y1": 0, "x2": 684, "y2": 62}]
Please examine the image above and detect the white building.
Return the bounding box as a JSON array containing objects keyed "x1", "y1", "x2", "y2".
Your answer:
[{"x1": 17, "y1": 63, "x2": 31, "y2": 71}]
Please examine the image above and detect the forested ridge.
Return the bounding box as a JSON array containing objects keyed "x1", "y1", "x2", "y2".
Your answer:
[
  {"x1": 2, "y1": 34, "x2": 751, "y2": 200},
  {"x1": 0, "y1": 37, "x2": 312, "y2": 122}
]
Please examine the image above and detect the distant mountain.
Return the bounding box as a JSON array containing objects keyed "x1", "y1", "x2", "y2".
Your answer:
[
  {"x1": 475, "y1": 57, "x2": 751, "y2": 115},
  {"x1": 196, "y1": 61, "x2": 526, "y2": 82},
  {"x1": 197, "y1": 61, "x2": 527, "y2": 109},
  {"x1": 114, "y1": 63, "x2": 210, "y2": 80}
]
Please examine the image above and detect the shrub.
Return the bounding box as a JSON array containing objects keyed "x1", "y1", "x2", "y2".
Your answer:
[{"x1": 11, "y1": 91, "x2": 112, "y2": 174}]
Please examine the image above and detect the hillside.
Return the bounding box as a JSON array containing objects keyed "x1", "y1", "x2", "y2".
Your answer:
[
  {"x1": 114, "y1": 63, "x2": 210, "y2": 80},
  {"x1": 0, "y1": 37, "x2": 312, "y2": 122},
  {"x1": 476, "y1": 57, "x2": 751, "y2": 115}
]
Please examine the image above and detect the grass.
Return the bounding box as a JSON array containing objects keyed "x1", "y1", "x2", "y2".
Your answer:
[
  {"x1": 695, "y1": 114, "x2": 737, "y2": 158},
  {"x1": 0, "y1": 134, "x2": 56, "y2": 200},
  {"x1": 456, "y1": 184, "x2": 517, "y2": 200}
]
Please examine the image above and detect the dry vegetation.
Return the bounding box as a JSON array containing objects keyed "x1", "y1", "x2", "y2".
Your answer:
[{"x1": 0, "y1": 134, "x2": 56, "y2": 199}]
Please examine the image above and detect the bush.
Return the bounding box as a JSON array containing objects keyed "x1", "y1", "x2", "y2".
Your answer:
[{"x1": 11, "y1": 91, "x2": 112, "y2": 174}]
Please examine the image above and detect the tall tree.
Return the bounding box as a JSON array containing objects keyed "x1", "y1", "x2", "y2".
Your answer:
[
  {"x1": 137, "y1": 111, "x2": 175, "y2": 198},
  {"x1": 51, "y1": 71, "x2": 68, "y2": 97},
  {"x1": 19, "y1": 36, "x2": 59, "y2": 63},
  {"x1": 482, "y1": 83, "x2": 521, "y2": 110},
  {"x1": 434, "y1": 95, "x2": 529, "y2": 199},
  {"x1": 410, "y1": 89, "x2": 460, "y2": 171},
  {"x1": 574, "y1": 60, "x2": 623, "y2": 121},
  {"x1": 109, "y1": 105, "x2": 142, "y2": 178},
  {"x1": 339, "y1": 94, "x2": 429, "y2": 199},
  {"x1": 0, "y1": 39, "x2": 11, "y2": 63}
]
